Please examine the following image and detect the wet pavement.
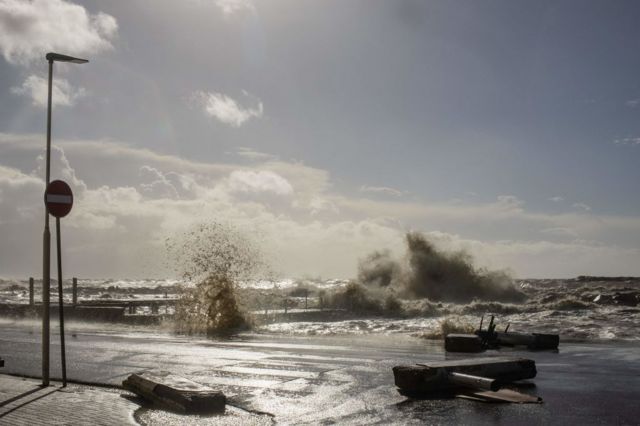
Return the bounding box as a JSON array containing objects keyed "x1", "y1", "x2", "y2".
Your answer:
[
  {"x1": 0, "y1": 374, "x2": 138, "y2": 425},
  {"x1": 1, "y1": 322, "x2": 639, "y2": 425}
]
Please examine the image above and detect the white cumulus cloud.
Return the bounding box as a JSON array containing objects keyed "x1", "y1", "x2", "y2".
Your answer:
[
  {"x1": 192, "y1": 90, "x2": 263, "y2": 127},
  {"x1": 229, "y1": 170, "x2": 293, "y2": 195},
  {"x1": 2, "y1": 133, "x2": 640, "y2": 278},
  {"x1": 0, "y1": 0, "x2": 117, "y2": 65},
  {"x1": 11, "y1": 74, "x2": 85, "y2": 107}
]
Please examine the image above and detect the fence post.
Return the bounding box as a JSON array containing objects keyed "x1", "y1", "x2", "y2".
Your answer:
[
  {"x1": 72, "y1": 277, "x2": 77, "y2": 306},
  {"x1": 29, "y1": 277, "x2": 34, "y2": 306}
]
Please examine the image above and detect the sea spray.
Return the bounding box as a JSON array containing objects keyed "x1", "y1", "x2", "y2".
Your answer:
[
  {"x1": 166, "y1": 221, "x2": 269, "y2": 336},
  {"x1": 417, "y1": 316, "x2": 476, "y2": 340},
  {"x1": 323, "y1": 280, "x2": 405, "y2": 316},
  {"x1": 358, "y1": 232, "x2": 525, "y2": 303}
]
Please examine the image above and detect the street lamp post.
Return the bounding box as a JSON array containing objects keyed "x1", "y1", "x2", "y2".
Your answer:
[{"x1": 42, "y1": 52, "x2": 88, "y2": 387}]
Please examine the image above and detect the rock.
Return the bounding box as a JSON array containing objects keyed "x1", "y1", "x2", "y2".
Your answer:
[{"x1": 613, "y1": 292, "x2": 639, "y2": 306}]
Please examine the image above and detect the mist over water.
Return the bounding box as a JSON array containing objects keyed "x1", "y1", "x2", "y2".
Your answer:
[{"x1": 358, "y1": 232, "x2": 525, "y2": 303}]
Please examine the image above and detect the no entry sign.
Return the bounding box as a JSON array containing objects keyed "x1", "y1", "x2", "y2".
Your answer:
[{"x1": 45, "y1": 180, "x2": 73, "y2": 218}]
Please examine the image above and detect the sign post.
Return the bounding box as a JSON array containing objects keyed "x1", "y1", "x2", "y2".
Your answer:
[{"x1": 45, "y1": 179, "x2": 73, "y2": 387}]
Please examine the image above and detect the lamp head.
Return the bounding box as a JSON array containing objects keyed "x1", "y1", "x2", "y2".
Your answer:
[{"x1": 46, "y1": 52, "x2": 89, "y2": 64}]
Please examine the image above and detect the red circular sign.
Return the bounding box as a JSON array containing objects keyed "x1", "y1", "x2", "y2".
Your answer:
[{"x1": 45, "y1": 180, "x2": 73, "y2": 218}]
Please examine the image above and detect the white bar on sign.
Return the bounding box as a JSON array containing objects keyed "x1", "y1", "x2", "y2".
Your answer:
[{"x1": 46, "y1": 194, "x2": 72, "y2": 204}]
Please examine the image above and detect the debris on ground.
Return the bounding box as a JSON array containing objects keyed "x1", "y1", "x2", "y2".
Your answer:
[
  {"x1": 393, "y1": 356, "x2": 541, "y2": 403},
  {"x1": 123, "y1": 371, "x2": 226, "y2": 414},
  {"x1": 445, "y1": 315, "x2": 559, "y2": 352}
]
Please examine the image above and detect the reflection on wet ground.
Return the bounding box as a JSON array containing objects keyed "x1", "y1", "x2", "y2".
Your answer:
[{"x1": 1, "y1": 325, "x2": 639, "y2": 425}]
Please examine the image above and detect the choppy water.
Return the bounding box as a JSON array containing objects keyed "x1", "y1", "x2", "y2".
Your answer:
[{"x1": 1, "y1": 276, "x2": 638, "y2": 342}]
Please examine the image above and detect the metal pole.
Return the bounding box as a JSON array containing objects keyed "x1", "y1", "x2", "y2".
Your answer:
[
  {"x1": 72, "y1": 277, "x2": 77, "y2": 306},
  {"x1": 56, "y1": 217, "x2": 67, "y2": 387},
  {"x1": 42, "y1": 58, "x2": 53, "y2": 387},
  {"x1": 29, "y1": 277, "x2": 34, "y2": 306}
]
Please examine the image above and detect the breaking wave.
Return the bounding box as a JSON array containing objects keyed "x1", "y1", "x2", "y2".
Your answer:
[
  {"x1": 166, "y1": 221, "x2": 270, "y2": 336},
  {"x1": 357, "y1": 232, "x2": 525, "y2": 303},
  {"x1": 257, "y1": 277, "x2": 640, "y2": 342}
]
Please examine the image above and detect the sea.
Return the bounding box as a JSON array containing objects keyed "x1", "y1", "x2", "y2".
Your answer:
[{"x1": 0, "y1": 276, "x2": 638, "y2": 343}]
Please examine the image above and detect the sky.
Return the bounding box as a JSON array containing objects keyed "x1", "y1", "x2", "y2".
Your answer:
[{"x1": 0, "y1": 0, "x2": 639, "y2": 279}]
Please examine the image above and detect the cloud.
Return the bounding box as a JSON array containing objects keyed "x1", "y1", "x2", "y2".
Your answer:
[
  {"x1": 11, "y1": 74, "x2": 85, "y2": 107},
  {"x1": 548, "y1": 196, "x2": 564, "y2": 202},
  {"x1": 139, "y1": 166, "x2": 180, "y2": 199},
  {"x1": 572, "y1": 202, "x2": 592, "y2": 212},
  {"x1": 0, "y1": 164, "x2": 42, "y2": 225},
  {"x1": 495, "y1": 195, "x2": 524, "y2": 211},
  {"x1": 192, "y1": 90, "x2": 263, "y2": 127},
  {"x1": 359, "y1": 185, "x2": 406, "y2": 197},
  {"x1": 308, "y1": 196, "x2": 339, "y2": 216},
  {"x1": 436, "y1": 234, "x2": 640, "y2": 278},
  {"x1": 613, "y1": 137, "x2": 640, "y2": 146},
  {"x1": 235, "y1": 147, "x2": 276, "y2": 162},
  {"x1": 228, "y1": 170, "x2": 293, "y2": 195},
  {"x1": 0, "y1": 0, "x2": 117, "y2": 65},
  {"x1": 1, "y1": 133, "x2": 640, "y2": 278},
  {"x1": 215, "y1": 0, "x2": 255, "y2": 17},
  {"x1": 625, "y1": 99, "x2": 640, "y2": 108},
  {"x1": 540, "y1": 227, "x2": 579, "y2": 238}
]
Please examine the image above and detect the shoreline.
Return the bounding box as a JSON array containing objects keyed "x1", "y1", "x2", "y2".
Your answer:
[{"x1": 1, "y1": 314, "x2": 639, "y2": 345}]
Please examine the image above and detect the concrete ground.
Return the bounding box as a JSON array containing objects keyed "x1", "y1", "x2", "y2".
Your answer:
[
  {"x1": 1, "y1": 321, "x2": 640, "y2": 425},
  {"x1": 0, "y1": 374, "x2": 138, "y2": 425},
  {"x1": 0, "y1": 374, "x2": 272, "y2": 425}
]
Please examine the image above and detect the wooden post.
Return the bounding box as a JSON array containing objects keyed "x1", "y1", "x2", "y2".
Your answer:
[
  {"x1": 29, "y1": 277, "x2": 34, "y2": 306},
  {"x1": 284, "y1": 298, "x2": 287, "y2": 314},
  {"x1": 304, "y1": 289, "x2": 308, "y2": 310},
  {"x1": 72, "y1": 277, "x2": 77, "y2": 306}
]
